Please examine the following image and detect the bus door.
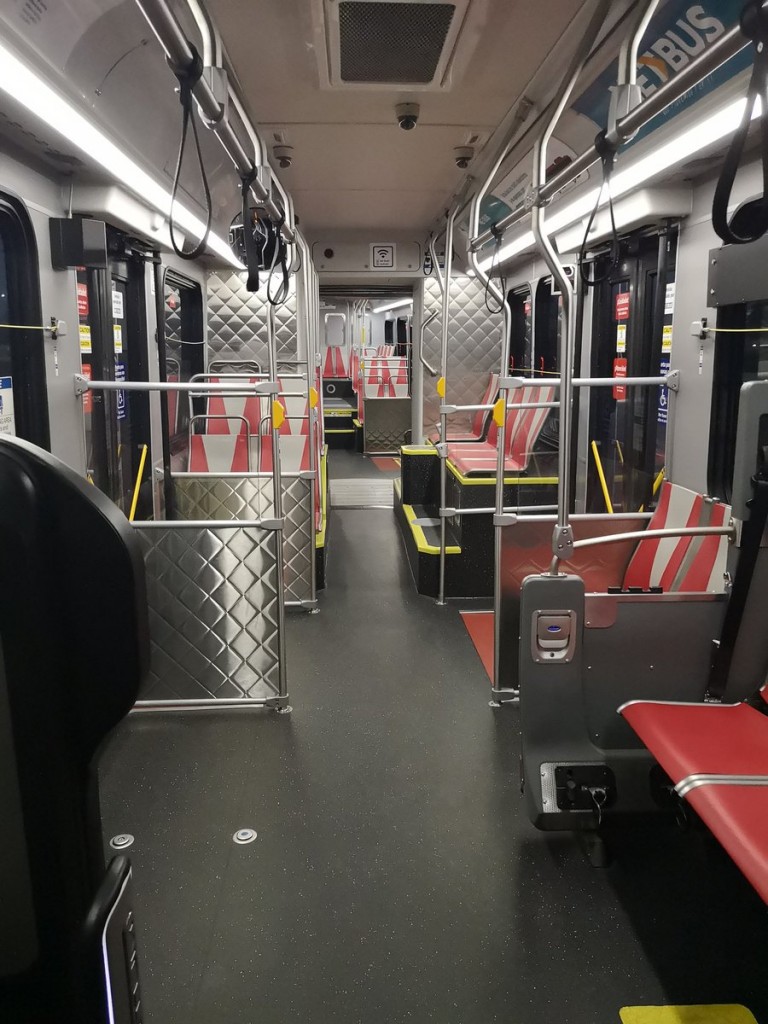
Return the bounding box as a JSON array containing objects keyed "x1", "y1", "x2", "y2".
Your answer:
[
  {"x1": 78, "y1": 229, "x2": 151, "y2": 518},
  {"x1": 588, "y1": 230, "x2": 675, "y2": 513},
  {"x1": 0, "y1": 192, "x2": 49, "y2": 448}
]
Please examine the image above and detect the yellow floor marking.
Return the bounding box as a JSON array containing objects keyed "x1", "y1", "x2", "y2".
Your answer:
[{"x1": 620, "y1": 1007, "x2": 758, "y2": 1024}]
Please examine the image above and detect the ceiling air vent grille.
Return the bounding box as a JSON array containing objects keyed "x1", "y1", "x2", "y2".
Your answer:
[{"x1": 338, "y1": 1, "x2": 455, "y2": 83}]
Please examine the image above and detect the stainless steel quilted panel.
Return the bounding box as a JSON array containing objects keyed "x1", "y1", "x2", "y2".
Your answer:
[
  {"x1": 173, "y1": 475, "x2": 313, "y2": 604},
  {"x1": 207, "y1": 271, "x2": 298, "y2": 366},
  {"x1": 134, "y1": 525, "x2": 281, "y2": 701},
  {"x1": 363, "y1": 397, "x2": 412, "y2": 454},
  {"x1": 422, "y1": 276, "x2": 503, "y2": 439}
]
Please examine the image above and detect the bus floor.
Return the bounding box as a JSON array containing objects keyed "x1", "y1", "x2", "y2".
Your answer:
[{"x1": 98, "y1": 449, "x2": 768, "y2": 1024}]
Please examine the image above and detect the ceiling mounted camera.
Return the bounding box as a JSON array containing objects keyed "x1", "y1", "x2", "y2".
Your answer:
[
  {"x1": 273, "y1": 145, "x2": 294, "y2": 169},
  {"x1": 454, "y1": 146, "x2": 474, "y2": 169},
  {"x1": 396, "y1": 103, "x2": 420, "y2": 131}
]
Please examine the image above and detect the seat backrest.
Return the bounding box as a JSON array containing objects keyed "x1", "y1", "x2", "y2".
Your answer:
[
  {"x1": 276, "y1": 376, "x2": 310, "y2": 435},
  {"x1": 486, "y1": 388, "x2": 524, "y2": 449},
  {"x1": 623, "y1": 480, "x2": 731, "y2": 592},
  {"x1": 323, "y1": 346, "x2": 349, "y2": 379},
  {"x1": 206, "y1": 376, "x2": 264, "y2": 434},
  {"x1": 0, "y1": 436, "x2": 147, "y2": 995},
  {"x1": 188, "y1": 433, "x2": 250, "y2": 472},
  {"x1": 507, "y1": 385, "x2": 556, "y2": 468},
  {"x1": 469, "y1": 372, "x2": 499, "y2": 438}
]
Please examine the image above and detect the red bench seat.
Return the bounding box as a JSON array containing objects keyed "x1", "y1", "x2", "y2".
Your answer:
[{"x1": 620, "y1": 699, "x2": 768, "y2": 902}]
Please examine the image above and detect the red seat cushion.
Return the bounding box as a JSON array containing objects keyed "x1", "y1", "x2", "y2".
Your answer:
[
  {"x1": 620, "y1": 701, "x2": 768, "y2": 781},
  {"x1": 686, "y1": 784, "x2": 768, "y2": 903},
  {"x1": 446, "y1": 442, "x2": 525, "y2": 476}
]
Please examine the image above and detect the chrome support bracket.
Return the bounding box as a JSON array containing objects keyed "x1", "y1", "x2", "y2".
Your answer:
[
  {"x1": 440, "y1": 404, "x2": 458, "y2": 415},
  {"x1": 73, "y1": 373, "x2": 88, "y2": 396},
  {"x1": 499, "y1": 376, "x2": 525, "y2": 390},
  {"x1": 552, "y1": 523, "x2": 574, "y2": 559},
  {"x1": 435, "y1": 442, "x2": 448, "y2": 458},
  {"x1": 494, "y1": 513, "x2": 518, "y2": 527},
  {"x1": 260, "y1": 519, "x2": 283, "y2": 531},
  {"x1": 440, "y1": 507, "x2": 457, "y2": 518},
  {"x1": 665, "y1": 369, "x2": 680, "y2": 392}
]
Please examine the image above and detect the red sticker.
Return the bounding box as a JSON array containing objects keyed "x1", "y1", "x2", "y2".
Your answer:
[
  {"x1": 613, "y1": 357, "x2": 627, "y2": 401},
  {"x1": 77, "y1": 282, "x2": 89, "y2": 318},
  {"x1": 615, "y1": 291, "x2": 630, "y2": 322},
  {"x1": 81, "y1": 363, "x2": 93, "y2": 414}
]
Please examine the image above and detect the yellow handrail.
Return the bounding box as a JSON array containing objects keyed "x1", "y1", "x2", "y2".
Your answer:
[
  {"x1": 591, "y1": 440, "x2": 613, "y2": 514},
  {"x1": 129, "y1": 444, "x2": 148, "y2": 522}
]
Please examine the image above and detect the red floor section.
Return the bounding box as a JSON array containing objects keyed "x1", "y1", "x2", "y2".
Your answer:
[
  {"x1": 371, "y1": 456, "x2": 401, "y2": 473},
  {"x1": 460, "y1": 611, "x2": 494, "y2": 684}
]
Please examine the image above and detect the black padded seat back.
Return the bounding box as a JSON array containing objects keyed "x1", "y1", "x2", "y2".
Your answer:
[{"x1": 0, "y1": 436, "x2": 148, "y2": 1001}]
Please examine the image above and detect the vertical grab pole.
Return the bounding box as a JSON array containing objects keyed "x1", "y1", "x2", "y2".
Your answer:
[
  {"x1": 267, "y1": 302, "x2": 289, "y2": 703},
  {"x1": 437, "y1": 207, "x2": 457, "y2": 606},
  {"x1": 528, "y1": 0, "x2": 613, "y2": 571}
]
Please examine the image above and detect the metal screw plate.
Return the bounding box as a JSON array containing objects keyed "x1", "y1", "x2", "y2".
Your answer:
[
  {"x1": 233, "y1": 828, "x2": 257, "y2": 845},
  {"x1": 110, "y1": 834, "x2": 135, "y2": 850}
]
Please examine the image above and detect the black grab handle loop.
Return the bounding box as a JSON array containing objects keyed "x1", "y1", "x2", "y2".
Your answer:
[
  {"x1": 712, "y1": 1, "x2": 768, "y2": 245},
  {"x1": 240, "y1": 170, "x2": 261, "y2": 293}
]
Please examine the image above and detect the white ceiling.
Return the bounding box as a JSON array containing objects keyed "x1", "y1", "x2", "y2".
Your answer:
[{"x1": 206, "y1": 0, "x2": 590, "y2": 235}]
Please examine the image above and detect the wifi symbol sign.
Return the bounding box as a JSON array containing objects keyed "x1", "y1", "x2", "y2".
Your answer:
[{"x1": 371, "y1": 244, "x2": 395, "y2": 269}]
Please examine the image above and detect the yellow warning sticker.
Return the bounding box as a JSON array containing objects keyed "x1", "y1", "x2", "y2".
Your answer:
[
  {"x1": 616, "y1": 324, "x2": 627, "y2": 353},
  {"x1": 79, "y1": 324, "x2": 92, "y2": 353},
  {"x1": 662, "y1": 324, "x2": 673, "y2": 353},
  {"x1": 620, "y1": 1006, "x2": 758, "y2": 1024},
  {"x1": 113, "y1": 324, "x2": 123, "y2": 354}
]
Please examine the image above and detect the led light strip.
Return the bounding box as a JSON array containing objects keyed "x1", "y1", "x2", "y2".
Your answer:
[
  {"x1": 0, "y1": 41, "x2": 243, "y2": 268},
  {"x1": 478, "y1": 96, "x2": 756, "y2": 270},
  {"x1": 373, "y1": 298, "x2": 413, "y2": 313}
]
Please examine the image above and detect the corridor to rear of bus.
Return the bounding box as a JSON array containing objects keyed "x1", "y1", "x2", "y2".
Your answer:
[{"x1": 97, "y1": 449, "x2": 768, "y2": 1024}]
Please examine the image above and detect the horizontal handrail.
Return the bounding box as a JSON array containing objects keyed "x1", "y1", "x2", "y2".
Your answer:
[
  {"x1": 75, "y1": 375, "x2": 276, "y2": 395},
  {"x1": 551, "y1": 524, "x2": 735, "y2": 573}
]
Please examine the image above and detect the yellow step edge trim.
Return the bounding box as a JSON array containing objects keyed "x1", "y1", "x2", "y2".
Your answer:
[
  {"x1": 620, "y1": 1007, "x2": 758, "y2": 1024},
  {"x1": 326, "y1": 429, "x2": 355, "y2": 434},
  {"x1": 401, "y1": 446, "x2": 438, "y2": 455},
  {"x1": 446, "y1": 460, "x2": 558, "y2": 487},
  {"x1": 402, "y1": 502, "x2": 461, "y2": 556},
  {"x1": 315, "y1": 448, "x2": 328, "y2": 549},
  {"x1": 353, "y1": 418, "x2": 362, "y2": 427},
  {"x1": 324, "y1": 408, "x2": 355, "y2": 416}
]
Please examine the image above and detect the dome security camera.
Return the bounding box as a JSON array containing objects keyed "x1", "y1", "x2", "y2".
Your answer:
[
  {"x1": 454, "y1": 146, "x2": 474, "y2": 169},
  {"x1": 273, "y1": 145, "x2": 294, "y2": 169},
  {"x1": 396, "y1": 103, "x2": 420, "y2": 131}
]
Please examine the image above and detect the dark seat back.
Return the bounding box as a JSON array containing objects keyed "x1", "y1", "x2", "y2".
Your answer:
[{"x1": 0, "y1": 436, "x2": 148, "y2": 1013}]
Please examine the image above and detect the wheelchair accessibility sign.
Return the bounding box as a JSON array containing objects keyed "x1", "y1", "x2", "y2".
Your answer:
[{"x1": 0, "y1": 377, "x2": 15, "y2": 437}]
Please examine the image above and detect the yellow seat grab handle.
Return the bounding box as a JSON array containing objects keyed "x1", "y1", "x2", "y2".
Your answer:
[{"x1": 272, "y1": 400, "x2": 285, "y2": 430}]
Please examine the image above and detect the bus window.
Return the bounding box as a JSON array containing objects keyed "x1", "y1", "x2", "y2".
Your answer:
[
  {"x1": 161, "y1": 273, "x2": 204, "y2": 463},
  {"x1": 507, "y1": 287, "x2": 531, "y2": 373},
  {"x1": 709, "y1": 298, "x2": 768, "y2": 502},
  {"x1": 0, "y1": 192, "x2": 49, "y2": 448}
]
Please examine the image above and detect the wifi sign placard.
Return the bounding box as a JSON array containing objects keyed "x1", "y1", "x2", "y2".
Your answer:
[{"x1": 370, "y1": 243, "x2": 396, "y2": 270}]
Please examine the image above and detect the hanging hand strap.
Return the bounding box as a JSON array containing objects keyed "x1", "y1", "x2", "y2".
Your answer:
[
  {"x1": 712, "y1": 1, "x2": 768, "y2": 245},
  {"x1": 168, "y1": 46, "x2": 212, "y2": 261},
  {"x1": 240, "y1": 170, "x2": 261, "y2": 293}
]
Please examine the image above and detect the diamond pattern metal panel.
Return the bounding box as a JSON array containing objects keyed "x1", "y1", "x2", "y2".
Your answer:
[
  {"x1": 135, "y1": 525, "x2": 281, "y2": 701},
  {"x1": 207, "y1": 271, "x2": 297, "y2": 366},
  {"x1": 422, "y1": 276, "x2": 503, "y2": 439},
  {"x1": 173, "y1": 475, "x2": 313, "y2": 604},
  {"x1": 363, "y1": 397, "x2": 411, "y2": 454}
]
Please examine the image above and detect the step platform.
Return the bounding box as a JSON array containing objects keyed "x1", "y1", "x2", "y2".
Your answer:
[{"x1": 394, "y1": 444, "x2": 558, "y2": 599}]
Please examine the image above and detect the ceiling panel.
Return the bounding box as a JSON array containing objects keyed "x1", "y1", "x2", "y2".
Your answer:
[{"x1": 207, "y1": 0, "x2": 588, "y2": 233}]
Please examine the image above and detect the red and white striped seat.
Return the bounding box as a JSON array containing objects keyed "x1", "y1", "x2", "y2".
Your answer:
[
  {"x1": 376, "y1": 345, "x2": 396, "y2": 357},
  {"x1": 205, "y1": 376, "x2": 265, "y2": 434},
  {"x1": 363, "y1": 357, "x2": 409, "y2": 398},
  {"x1": 275, "y1": 376, "x2": 310, "y2": 436},
  {"x1": 447, "y1": 385, "x2": 555, "y2": 476},
  {"x1": 257, "y1": 435, "x2": 312, "y2": 474},
  {"x1": 323, "y1": 346, "x2": 349, "y2": 379},
  {"x1": 623, "y1": 481, "x2": 730, "y2": 593},
  {"x1": 188, "y1": 433, "x2": 250, "y2": 473},
  {"x1": 429, "y1": 372, "x2": 499, "y2": 443}
]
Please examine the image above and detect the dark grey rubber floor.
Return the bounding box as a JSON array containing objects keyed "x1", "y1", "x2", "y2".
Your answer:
[{"x1": 98, "y1": 453, "x2": 768, "y2": 1024}]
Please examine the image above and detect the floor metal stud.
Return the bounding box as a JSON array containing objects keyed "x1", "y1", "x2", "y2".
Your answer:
[
  {"x1": 110, "y1": 833, "x2": 135, "y2": 850},
  {"x1": 233, "y1": 828, "x2": 258, "y2": 845}
]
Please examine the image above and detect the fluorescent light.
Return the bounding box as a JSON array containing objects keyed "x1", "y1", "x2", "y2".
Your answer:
[
  {"x1": 373, "y1": 298, "x2": 413, "y2": 313},
  {"x1": 0, "y1": 41, "x2": 243, "y2": 268},
  {"x1": 478, "y1": 95, "x2": 754, "y2": 271}
]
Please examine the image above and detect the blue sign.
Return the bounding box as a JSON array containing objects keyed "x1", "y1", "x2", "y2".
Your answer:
[
  {"x1": 658, "y1": 358, "x2": 670, "y2": 426},
  {"x1": 572, "y1": 2, "x2": 749, "y2": 146},
  {"x1": 115, "y1": 362, "x2": 127, "y2": 422}
]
